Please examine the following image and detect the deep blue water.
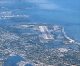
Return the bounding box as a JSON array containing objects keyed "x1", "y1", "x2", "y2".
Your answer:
[
  {"x1": 3, "y1": 55, "x2": 23, "y2": 66},
  {"x1": 0, "y1": 0, "x2": 80, "y2": 24}
]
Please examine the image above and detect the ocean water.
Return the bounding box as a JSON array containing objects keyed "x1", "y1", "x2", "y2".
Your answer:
[
  {"x1": 0, "y1": 0, "x2": 80, "y2": 41},
  {"x1": 0, "y1": 0, "x2": 80, "y2": 66}
]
